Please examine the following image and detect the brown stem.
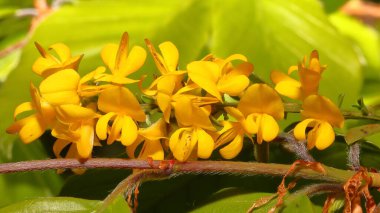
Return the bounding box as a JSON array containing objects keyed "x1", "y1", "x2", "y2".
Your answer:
[{"x1": 1, "y1": 158, "x2": 380, "y2": 187}]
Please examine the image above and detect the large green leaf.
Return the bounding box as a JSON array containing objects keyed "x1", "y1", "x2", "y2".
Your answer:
[
  {"x1": 211, "y1": 0, "x2": 362, "y2": 107},
  {"x1": 0, "y1": 196, "x2": 131, "y2": 212}
]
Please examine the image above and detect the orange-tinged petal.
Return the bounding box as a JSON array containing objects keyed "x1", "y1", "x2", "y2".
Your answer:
[
  {"x1": 219, "y1": 134, "x2": 243, "y2": 159},
  {"x1": 13, "y1": 102, "x2": 33, "y2": 119},
  {"x1": 159, "y1": 41, "x2": 178, "y2": 72},
  {"x1": 49, "y1": 43, "x2": 71, "y2": 62},
  {"x1": 196, "y1": 128, "x2": 214, "y2": 159},
  {"x1": 56, "y1": 104, "x2": 97, "y2": 123},
  {"x1": 120, "y1": 116, "x2": 138, "y2": 146},
  {"x1": 238, "y1": 84, "x2": 284, "y2": 120},
  {"x1": 118, "y1": 46, "x2": 146, "y2": 77},
  {"x1": 101, "y1": 43, "x2": 118, "y2": 72},
  {"x1": 187, "y1": 61, "x2": 222, "y2": 101},
  {"x1": 96, "y1": 112, "x2": 116, "y2": 140},
  {"x1": 39, "y1": 69, "x2": 80, "y2": 105},
  {"x1": 270, "y1": 70, "x2": 300, "y2": 85},
  {"x1": 98, "y1": 87, "x2": 145, "y2": 121},
  {"x1": 220, "y1": 54, "x2": 247, "y2": 71},
  {"x1": 217, "y1": 74, "x2": 249, "y2": 96},
  {"x1": 294, "y1": 118, "x2": 317, "y2": 141},
  {"x1": 157, "y1": 93, "x2": 172, "y2": 123},
  {"x1": 32, "y1": 57, "x2": 56, "y2": 75},
  {"x1": 77, "y1": 122, "x2": 94, "y2": 158},
  {"x1": 302, "y1": 95, "x2": 344, "y2": 128},
  {"x1": 314, "y1": 121, "x2": 335, "y2": 150},
  {"x1": 258, "y1": 114, "x2": 279, "y2": 143}
]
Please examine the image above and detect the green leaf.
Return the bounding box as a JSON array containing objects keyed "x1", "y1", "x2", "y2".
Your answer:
[
  {"x1": 0, "y1": 138, "x2": 63, "y2": 208},
  {"x1": 282, "y1": 194, "x2": 316, "y2": 213},
  {"x1": 0, "y1": 49, "x2": 21, "y2": 82},
  {"x1": 345, "y1": 124, "x2": 380, "y2": 145},
  {"x1": 211, "y1": 0, "x2": 362, "y2": 107},
  {"x1": 191, "y1": 188, "x2": 274, "y2": 212},
  {"x1": 0, "y1": 197, "x2": 99, "y2": 213}
]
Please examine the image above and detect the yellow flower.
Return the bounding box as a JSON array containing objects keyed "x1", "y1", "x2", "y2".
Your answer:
[
  {"x1": 32, "y1": 42, "x2": 83, "y2": 77},
  {"x1": 169, "y1": 95, "x2": 216, "y2": 162},
  {"x1": 96, "y1": 86, "x2": 146, "y2": 146},
  {"x1": 126, "y1": 118, "x2": 167, "y2": 160},
  {"x1": 6, "y1": 83, "x2": 56, "y2": 143},
  {"x1": 294, "y1": 95, "x2": 344, "y2": 150},
  {"x1": 52, "y1": 104, "x2": 99, "y2": 159},
  {"x1": 78, "y1": 66, "x2": 110, "y2": 97},
  {"x1": 238, "y1": 84, "x2": 284, "y2": 144},
  {"x1": 215, "y1": 107, "x2": 258, "y2": 159},
  {"x1": 39, "y1": 69, "x2": 81, "y2": 106},
  {"x1": 187, "y1": 54, "x2": 253, "y2": 101},
  {"x1": 141, "y1": 40, "x2": 186, "y2": 122},
  {"x1": 271, "y1": 50, "x2": 326, "y2": 100},
  {"x1": 96, "y1": 32, "x2": 146, "y2": 85}
]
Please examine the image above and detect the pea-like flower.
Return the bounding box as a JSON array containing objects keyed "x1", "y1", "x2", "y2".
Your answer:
[
  {"x1": 32, "y1": 42, "x2": 83, "y2": 77},
  {"x1": 126, "y1": 118, "x2": 167, "y2": 160},
  {"x1": 169, "y1": 95, "x2": 216, "y2": 162},
  {"x1": 141, "y1": 40, "x2": 186, "y2": 122},
  {"x1": 187, "y1": 54, "x2": 253, "y2": 102},
  {"x1": 96, "y1": 32, "x2": 146, "y2": 85},
  {"x1": 216, "y1": 107, "x2": 257, "y2": 159},
  {"x1": 294, "y1": 95, "x2": 344, "y2": 150},
  {"x1": 271, "y1": 50, "x2": 326, "y2": 100},
  {"x1": 238, "y1": 84, "x2": 284, "y2": 144},
  {"x1": 52, "y1": 104, "x2": 99, "y2": 159},
  {"x1": 96, "y1": 86, "x2": 146, "y2": 146},
  {"x1": 6, "y1": 83, "x2": 56, "y2": 143}
]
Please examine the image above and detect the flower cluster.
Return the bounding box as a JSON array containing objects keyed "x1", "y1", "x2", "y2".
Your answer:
[{"x1": 7, "y1": 33, "x2": 344, "y2": 162}]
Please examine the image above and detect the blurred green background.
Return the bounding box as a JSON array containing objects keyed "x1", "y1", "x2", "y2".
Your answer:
[{"x1": 0, "y1": 0, "x2": 380, "y2": 212}]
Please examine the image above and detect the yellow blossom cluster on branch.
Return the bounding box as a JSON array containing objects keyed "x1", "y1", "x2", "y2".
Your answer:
[{"x1": 6, "y1": 32, "x2": 344, "y2": 162}]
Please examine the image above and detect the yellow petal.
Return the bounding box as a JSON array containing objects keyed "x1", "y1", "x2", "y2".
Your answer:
[
  {"x1": 13, "y1": 102, "x2": 33, "y2": 119},
  {"x1": 196, "y1": 128, "x2": 214, "y2": 159},
  {"x1": 139, "y1": 118, "x2": 167, "y2": 140},
  {"x1": 241, "y1": 114, "x2": 258, "y2": 134},
  {"x1": 118, "y1": 46, "x2": 146, "y2": 77},
  {"x1": 107, "y1": 116, "x2": 123, "y2": 145},
  {"x1": 98, "y1": 86, "x2": 146, "y2": 121},
  {"x1": 302, "y1": 95, "x2": 344, "y2": 128},
  {"x1": 287, "y1": 65, "x2": 299, "y2": 74},
  {"x1": 32, "y1": 57, "x2": 56, "y2": 76},
  {"x1": 258, "y1": 114, "x2": 279, "y2": 143},
  {"x1": 49, "y1": 43, "x2": 71, "y2": 62},
  {"x1": 101, "y1": 43, "x2": 118, "y2": 72},
  {"x1": 10, "y1": 115, "x2": 46, "y2": 144},
  {"x1": 238, "y1": 84, "x2": 284, "y2": 120},
  {"x1": 80, "y1": 66, "x2": 106, "y2": 85},
  {"x1": 217, "y1": 74, "x2": 249, "y2": 96},
  {"x1": 219, "y1": 134, "x2": 243, "y2": 159},
  {"x1": 138, "y1": 140, "x2": 164, "y2": 160},
  {"x1": 169, "y1": 127, "x2": 197, "y2": 162},
  {"x1": 220, "y1": 54, "x2": 247, "y2": 71},
  {"x1": 96, "y1": 112, "x2": 116, "y2": 140},
  {"x1": 314, "y1": 121, "x2": 335, "y2": 150},
  {"x1": 157, "y1": 93, "x2": 172, "y2": 123},
  {"x1": 270, "y1": 70, "x2": 297, "y2": 84},
  {"x1": 120, "y1": 116, "x2": 138, "y2": 146},
  {"x1": 39, "y1": 69, "x2": 80, "y2": 105},
  {"x1": 126, "y1": 137, "x2": 144, "y2": 158},
  {"x1": 294, "y1": 118, "x2": 317, "y2": 141},
  {"x1": 56, "y1": 104, "x2": 97, "y2": 123},
  {"x1": 159, "y1": 41, "x2": 179, "y2": 72},
  {"x1": 53, "y1": 139, "x2": 71, "y2": 158},
  {"x1": 275, "y1": 81, "x2": 302, "y2": 100},
  {"x1": 187, "y1": 61, "x2": 222, "y2": 101},
  {"x1": 145, "y1": 39, "x2": 167, "y2": 74},
  {"x1": 77, "y1": 122, "x2": 94, "y2": 158}
]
